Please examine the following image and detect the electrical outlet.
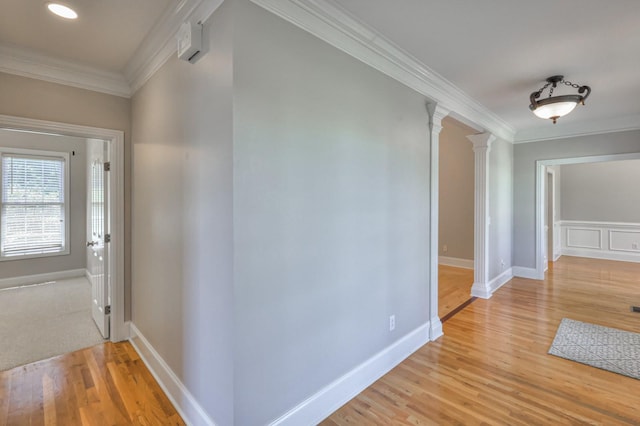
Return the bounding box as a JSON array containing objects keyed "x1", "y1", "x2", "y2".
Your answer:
[
  {"x1": 443, "y1": 245, "x2": 448, "y2": 253},
  {"x1": 389, "y1": 315, "x2": 395, "y2": 331},
  {"x1": 632, "y1": 243, "x2": 639, "y2": 250},
  {"x1": 500, "y1": 259, "x2": 505, "y2": 270}
]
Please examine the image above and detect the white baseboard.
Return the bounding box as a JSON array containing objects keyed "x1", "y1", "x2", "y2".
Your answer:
[
  {"x1": 429, "y1": 317, "x2": 443, "y2": 341},
  {"x1": 0, "y1": 268, "x2": 86, "y2": 290},
  {"x1": 489, "y1": 268, "x2": 513, "y2": 294},
  {"x1": 472, "y1": 267, "x2": 514, "y2": 299},
  {"x1": 562, "y1": 249, "x2": 640, "y2": 264},
  {"x1": 129, "y1": 323, "x2": 216, "y2": 426},
  {"x1": 269, "y1": 322, "x2": 431, "y2": 426},
  {"x1": 439, "y1": 256, "x2": 474, "y2": 269},
  {"x1": 512, "y1": 266, "x2": 540, "y2": 280},
  {"x1": 470, "y1": 281, "x2": 490, "y2": 299}
]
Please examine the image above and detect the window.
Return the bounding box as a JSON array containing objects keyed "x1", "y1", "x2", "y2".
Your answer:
[{"x1": 0, "y1": 149, "x2": 69, "y2": 259}]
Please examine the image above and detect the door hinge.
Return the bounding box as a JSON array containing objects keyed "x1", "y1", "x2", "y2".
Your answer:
[
  {"x1": 104, "y1": 161, "x2": 111, "y2": 172},
  {"x1": 104, "y1": 234, "x2": 111, "y2": 243},
  {"x1": 105, "y1": 305, "x2": 111, "y2": 315}
]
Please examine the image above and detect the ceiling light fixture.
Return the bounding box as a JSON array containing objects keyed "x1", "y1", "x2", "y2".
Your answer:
[
  {"x1": 47, "y1": 3, "x2": 78, "y2": 19},
  {"x1": 529, "y1": 75, "x2": 591, "y2": 124}
]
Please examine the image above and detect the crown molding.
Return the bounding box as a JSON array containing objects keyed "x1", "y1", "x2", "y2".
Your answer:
[
  {"x1": 249, "y1": 0, "x2": 516, "y2": 142},
  {"x1": 0, "y1": 0, "x2": 224, "y2": 99},
  {"x1": 514, "y1": 114, "x2": 640, "y2": 144},
  {"x1": 124, "y1": 0, "x2": 224, "y2": 95},
  {"x1": 0, "y1": 43, "x2": 130, "y2": 98}
]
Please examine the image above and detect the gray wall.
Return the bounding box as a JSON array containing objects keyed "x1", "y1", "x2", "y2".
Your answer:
[
  {"x1": 0, "y1": 71, "x2": 132, "y2": 319},
  {"x1": 0, "y1": 129, "x2": 86, "y2": 283},
  {"x1": 513, "y1": 130, "x2": 640, "y2": 269},
  {"x1": 489, "y1": 138, "x2": 513, "y2": 278},
  {"x1": 439, "y1": 117, "x2": 474, "y2": 260},
  {"x1": 233, "y1": 0, "x2": 431, "y2": 423},
  {"x1": 560, "y1": 159, "x2": 640, "y2": 222},
  {"x1": 131, "y1": 2, "x2": 234, "y2": 424}
]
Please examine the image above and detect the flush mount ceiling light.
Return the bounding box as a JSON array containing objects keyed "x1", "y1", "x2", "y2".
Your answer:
[
  {"x1": 529, "y1": 75, "x2": 591, "y2": 124},
  {"x1": 47, "y1": 3, "x2": 78, "y2": 19}
]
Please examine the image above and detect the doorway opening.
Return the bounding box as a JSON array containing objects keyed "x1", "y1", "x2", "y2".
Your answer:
[
  {"x1": 437, "y1": 117, "x2": 476, "y2": 320},
  {"x1": 0, "y1": 114, "x2": 125, "y2": 352},
  {"x1": 535, "y1": 152, "x2": 640, "y2": 278}
]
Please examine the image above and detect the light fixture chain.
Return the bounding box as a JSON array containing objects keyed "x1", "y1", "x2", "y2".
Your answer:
[
  {"x1": 563, "y1": 80, "x2": 581, "y2": 89},
  {"x1": 535, "y1": 81, "x2": 553, "y2": 99}
]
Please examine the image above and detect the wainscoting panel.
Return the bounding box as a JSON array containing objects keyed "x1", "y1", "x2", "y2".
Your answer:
[
  {"x1": 566, "y1": 228, "x2": 602, "y2": 249},
  {"x1": 609, "y1": 230, "x2": 640, "y2": 253},
  {"x1": 553, "y1": 222, "x2": 562, "y2": 261},
  {"x1": 561, "y1": 221, "x2": 640, "y2": 263}
]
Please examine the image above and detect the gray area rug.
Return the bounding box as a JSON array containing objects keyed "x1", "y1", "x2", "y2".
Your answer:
[
  {"x1": 548, "y1": 318, "x2": 640, "y2": 380},
  {"x1": 0, "y1": 277, "x2": 105, "y2": 372}
]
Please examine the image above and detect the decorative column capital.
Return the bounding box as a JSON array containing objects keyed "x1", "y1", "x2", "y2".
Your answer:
[
  {"x1": 467, "y1": 132, "x2": 495, "y2": 152},
  {"x1": 427, "y1": 102, "x2": 451, "y2": 133}
]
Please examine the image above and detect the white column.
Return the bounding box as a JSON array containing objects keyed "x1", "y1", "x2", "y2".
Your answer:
[
  {"x1": 467, "y1": 133, "x2": 495, "y2": 299},
  {"x1": 427, "y1": 103, "x2": 450, "y2": 340}
]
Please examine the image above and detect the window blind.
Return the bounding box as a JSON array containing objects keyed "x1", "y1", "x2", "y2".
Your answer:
[{"x1": 1, "y1": 154, "x2": 66, "y2": 257}]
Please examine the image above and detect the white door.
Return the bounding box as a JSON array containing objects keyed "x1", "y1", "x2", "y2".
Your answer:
[{"x1": 87, "y1": 139, "x2": 110, "y2": 339}]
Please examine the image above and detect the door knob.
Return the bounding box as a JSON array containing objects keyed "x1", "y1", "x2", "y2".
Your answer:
[{"x1": 87, "y1": 241, "x2": 97, "y2": 247}]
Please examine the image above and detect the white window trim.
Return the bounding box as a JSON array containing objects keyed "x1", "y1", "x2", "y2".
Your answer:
[{"x1": 0, "y1": 147, "x2": 70, "y2": 261}]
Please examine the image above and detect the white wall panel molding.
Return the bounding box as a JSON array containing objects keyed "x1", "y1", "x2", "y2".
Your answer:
[
  {"x1": 566, "y1": 228, "x2": 602, "y2": 249},
  {"x1": 610, "y1": 230, "x2": 640, "y2": 252},
  {"x1": 468, "y1": 133, "x2": 495, "y2": 299},
  {"x1": 249, "y1": 0, "x2": 516, "y2": 142},
  {"x1": 560, "y1": 221, "x2": 640, "y2": 263},
  {"x1": 553, "y1": 220, "x2": 562, "y2": 261},
  {"x1": 268, "y1": 322, "x2": 430, "y2": 426},
  {"x1": 129, "y1": 324, "x2": 217, "y2": 426},
  {"x1": 0, "y1": 43, "x2": 130, "y2": 98}
]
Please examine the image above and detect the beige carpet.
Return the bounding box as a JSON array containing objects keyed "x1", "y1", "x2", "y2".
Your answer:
[{"x1": 0, "y1": 276, "x2": 105, "y2": 372}]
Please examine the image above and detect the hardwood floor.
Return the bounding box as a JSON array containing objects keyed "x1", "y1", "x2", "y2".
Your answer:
[
  {"x1": 323, "y1": 256, "x2": 640, "y2": 425},
  {"x1": 0, "y1": 341, "x2": 185, "y2": 425},
  {"x1": 2, "y1": 257, "x2": 638, "y2": 425},
  {"x1": 438, "y1": 265, "x2": 474, "y2": 319}
]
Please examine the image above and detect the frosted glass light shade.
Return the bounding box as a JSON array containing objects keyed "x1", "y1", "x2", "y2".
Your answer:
[
  {"x1": 532, "y1": 101, "x2": 577, "y2": 119},
  {"x1": 530, "y1": 94, "x2": 584, "y2": 123}
]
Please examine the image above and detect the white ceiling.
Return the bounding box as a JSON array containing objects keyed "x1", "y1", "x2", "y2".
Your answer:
[
  {"x1": 0, "y1": 0, "x2": 172, "y2": 72},
  {"x1": 332, "y1": 0, "x2": 640, "y2": 134},
  {"x1": 1, "y1": 0, "x2": 639, "y2": 139}
]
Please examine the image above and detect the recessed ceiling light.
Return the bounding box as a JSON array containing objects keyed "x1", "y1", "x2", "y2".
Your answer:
[{"x1": 47, "y1": 3, "x2": 78, "y2": 19}]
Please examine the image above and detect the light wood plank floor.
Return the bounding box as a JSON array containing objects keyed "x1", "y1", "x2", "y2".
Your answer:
[
  {"x1": 323, "y1": 256, "x2": 640, "y2": 425},
  {"x1": 438, "y1": 265, "x2": 474, "y2": 319},
  {"x1": 0, "y1": 341, "x2": 185, "y2": 425}
]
